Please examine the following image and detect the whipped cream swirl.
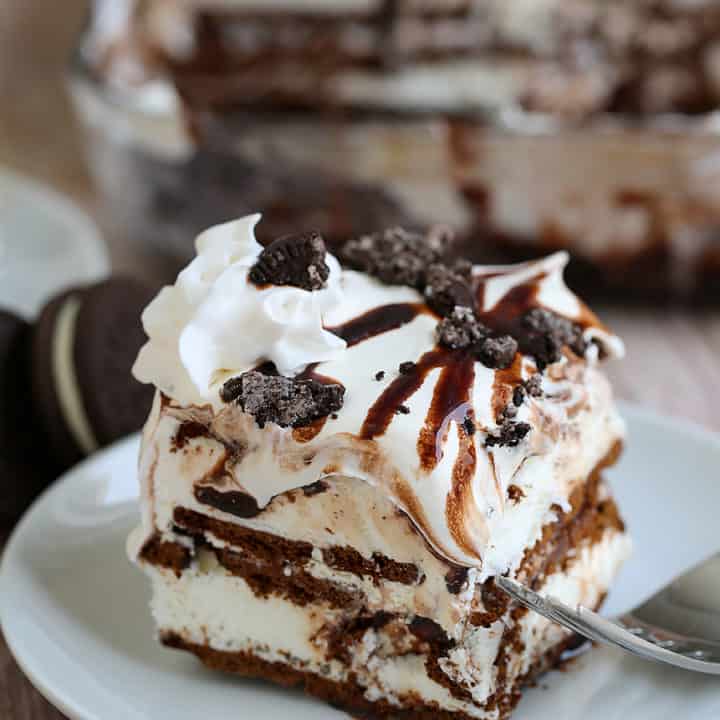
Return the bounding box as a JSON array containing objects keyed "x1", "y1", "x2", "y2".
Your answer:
[{"x1": 133, "y1": 214, "x2": 346, "y2": 408}]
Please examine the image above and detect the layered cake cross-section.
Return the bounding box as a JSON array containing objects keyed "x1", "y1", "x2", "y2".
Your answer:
[{"x1": 129, "y1": 215, "x2": 630, "y2": 719}]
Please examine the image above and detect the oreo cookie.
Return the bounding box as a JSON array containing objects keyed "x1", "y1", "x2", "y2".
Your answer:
[
  {"x1": 0, "y1": 310, "x2": 55, "y2": 523},
  {"x1": 32, "y1": 277, "x2": 156, "y2": 471},
  {"x1": 249, "y1": 231, "x2": 330, "y2": 290}
]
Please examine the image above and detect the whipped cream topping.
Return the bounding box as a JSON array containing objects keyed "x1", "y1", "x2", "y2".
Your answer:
[
  {"x1": 132, "y1": 214, "x2": 346, "y2": 408},
  {"x1": 133, "y1": 214, "x2": 625, "y2": 578}
]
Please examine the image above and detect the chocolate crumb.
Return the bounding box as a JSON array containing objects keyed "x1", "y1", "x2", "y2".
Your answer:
[
  {"x1": 507, "y1": 484, "x2": 526, "y2": 503},
  {"x1": 497, "y1": 403, "x2": 518, "y2": 424},
  {"x1": 221, "y1": 371, "x2": 344, "y2": 428},
  {"x1": 512, "y1": 375, "x2": 544, "y2": 407},
  {"x1": 398, "y1": 361, "x2": 416, "y2": 375},
  {"x1": 219, "y1": 375, "x2": 244, "y2": 404},
  {"x1": 330, "y1": 413, "x2": 339, "y2": 420},
  {"x1": 339, "y1": 226, "x2": 454, "y2": 289},
  {"x1": 524, "y1": 374, "x2": 544, "y2": 397},
  {"x1": 424, "y1": 263, "x2": 474, "y2": 317},
  {"x1": 249, "y1": 231, "x2": 330, "y2": 291},
  {"x1": 436, "y1": 306, "x2": 489, "y2": 349},
  {"x1": 396, "y1": 404, "x2": 411, "y2": 415},
  {"x1": 512, "y1": 385, "x2": 526, "y2": 407},
  {"x1": 474, "y1": 335, "x2": 518, "y2": 370},
  {"x1": 519, "y1": 308, "x2": 587, "y2": 369},
  {"x1": 302, "y1": 480, "x2": 329, "y2": 497},
  {"x1": 374, "y1": 370, "x2": 386, "y2": 381},
  {"x1": 462, "y1": 415, "x2": 476, "y2": 436},
  {"x1": 445, "y1": 566, "x2": 469, "y2": 594},
  {"x1": 485, "y1": 421, "x2": 532, "y2": 448}
]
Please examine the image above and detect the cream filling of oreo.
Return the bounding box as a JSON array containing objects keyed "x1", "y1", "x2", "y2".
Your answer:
[{"x1": 52, "y1": 295, "x2": 99, "y2": 455}]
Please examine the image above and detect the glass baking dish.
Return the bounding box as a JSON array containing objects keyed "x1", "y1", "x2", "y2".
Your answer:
[{"x1": 69, "y1": 2, "x2": 720, "y2": 301}]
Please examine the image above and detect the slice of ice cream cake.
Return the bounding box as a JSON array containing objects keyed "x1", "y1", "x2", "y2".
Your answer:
[{"x1": 129, "y1": 215, "x2": 630, "y2": 719}]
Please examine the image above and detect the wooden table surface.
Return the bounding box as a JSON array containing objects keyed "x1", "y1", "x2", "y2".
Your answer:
[{"x1": 1, "y1": 2, "x2": 720, "y2": 718}]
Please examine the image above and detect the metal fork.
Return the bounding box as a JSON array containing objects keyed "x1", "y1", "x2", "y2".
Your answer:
[{"x1": 497, "y1": 552, "x2": 720, "y2": 674}]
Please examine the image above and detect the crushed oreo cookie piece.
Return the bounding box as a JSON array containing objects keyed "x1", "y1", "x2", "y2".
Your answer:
[
  {"x1": 424, "y1": 263, "x2": 474, "y2": 317},
  {"x1": 497, "y1": 403, "x2": 518, "y2": 424},
  {"x1": 436, "y1": 308, "x2": 517, "y2": 369},
  {"x1": 436, "y1": 306, "x2": 489, "y2": 350},
  {"x1": 220, "y1": 371, "x2": 344, "y2": 428},
  {"x1": 512, "y1": 374, "x2": 544, "y2": 407},
  {"x1": 396, "y1": 404, "x2": 411, "y2": 415},
  {"x1": 462, "y1": 415, "x2": 476, "y2": 436},
  {"x1": 249, "y1": 231, "x2": 330, "y2": 291},
  {"x1": 219, "y1": 375, "x2": 244, "y2": 404},
  {"x1": 474, "y1": 335, "x2": 518, "y2": 370},
  {"x1": 339, "y1": 226, "x2": 454, "y2": 289},
  {"x1": 374, "y1": 370, "x2": 386, "y2": 381},
  {"x1": 519, "y1": 308, "x2": 587, "y2": 369},
  {"x1": 524, "y1": 374, "x2": 543, "y2": 397},
  {"x1": 484, "y1": 421, "x2": 532, "y2": 448},
  {"x1": 399, "y1": 361, "x2": 416, "y2": 375}
]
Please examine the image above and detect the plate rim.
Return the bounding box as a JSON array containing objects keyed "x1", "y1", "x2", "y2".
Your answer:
[
  {"x1": 0, "y1": 165, "x2": 109, "y2": 318},
  {"x1": 2, "y1": 402, "x2": 719, "y2": 720}
]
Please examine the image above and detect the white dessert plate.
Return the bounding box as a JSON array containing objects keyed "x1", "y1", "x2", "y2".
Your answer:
[
  {"x1": 0, "y1": 167, "x2": 109, "y2": 319},
  {"x1": 2, "y1": 404, "x2": 720, "y2": 720}
]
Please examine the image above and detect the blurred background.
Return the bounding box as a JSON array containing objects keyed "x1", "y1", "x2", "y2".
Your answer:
[{"x1": 2, "y1": 1, "x2": 720, "y2": 714}]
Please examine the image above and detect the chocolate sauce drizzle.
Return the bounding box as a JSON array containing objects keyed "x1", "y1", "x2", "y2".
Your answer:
[
  {"x1": 250, "y1": 301, "x2": 425, "y2": 395},
  {"x1": 196, "y1": 270, "x2": 603, "y2": 534},
  {"x1": 328, "y1": 302, "x2": 426, "y2": 347},
  {"x1": 475, "y1": 272, "x2": 546, "y2": 337},
  {"x1": 354, "y1": 267, "x2": 591, "y2": 490},
  {"x1": 361, "y1": 349, "x2": 438, "y2": 440},
  {"x1": 352, "y1": 273, "x2": 560, "y2": 453},
  {"x1": 296, "y1": 364, "x2": 342, "y2": 387},
  {"x1": 417, "y1": 356, "x2": 475, "y2": 471},
  {"x1": 361, "y1": 347, "x2": 476, "y2": 461},
  {"x1": 357, "y1": 342, "x2": 481, "y2": 558},
  {"x1": 475, "y1": 268, "x2": 599, "y2": 336},
  {"x1": 446, "y1": 420, "x2": 479, "y2": 556}
]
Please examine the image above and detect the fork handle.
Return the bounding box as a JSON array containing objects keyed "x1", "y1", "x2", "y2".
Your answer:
[{"x1": 496, "y1": 576, "x2": 720, "y2": 675}]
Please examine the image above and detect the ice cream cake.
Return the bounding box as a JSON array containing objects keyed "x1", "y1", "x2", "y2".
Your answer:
[{"x1": 129, "y1": 215, "x2": 630, "y2": 718}]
